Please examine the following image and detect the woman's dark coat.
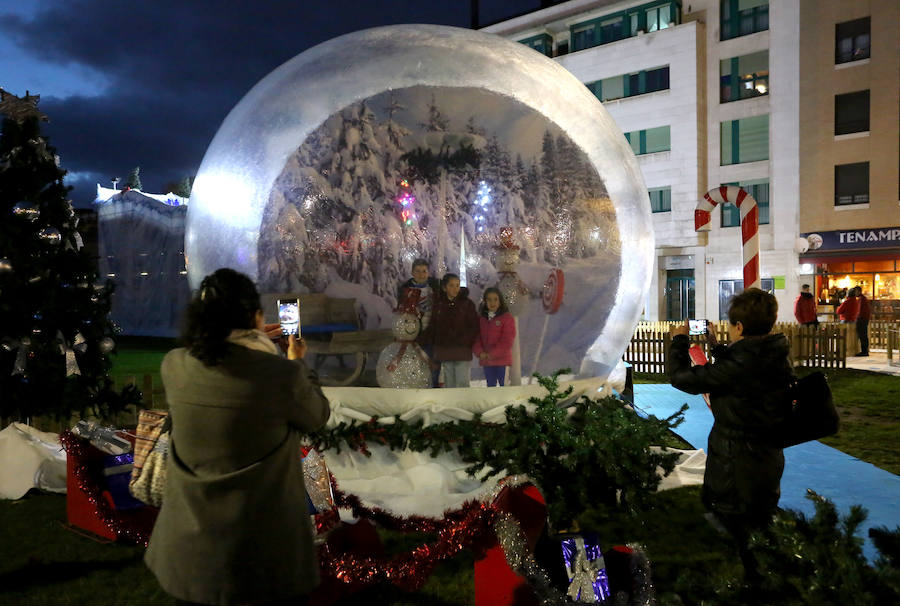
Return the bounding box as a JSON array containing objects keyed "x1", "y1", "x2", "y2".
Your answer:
[
  {"x1": 668, "y1": 333, "x2": 794, "y2": 521},
  {"x1": 424, "y1": 287, "x2": 480, "y2": 362},
  {"x1": 145, "y1": 345, "x2": 330, "y2": 605}
]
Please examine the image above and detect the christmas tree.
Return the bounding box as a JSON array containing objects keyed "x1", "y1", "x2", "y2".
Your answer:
[{"x1": 0, "y1": 91, "x2": 141, "y2": 422}]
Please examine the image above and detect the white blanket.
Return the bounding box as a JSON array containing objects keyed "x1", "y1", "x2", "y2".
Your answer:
[{"x1": 0, "y1": 423, "x2": 67, "y2": 499}]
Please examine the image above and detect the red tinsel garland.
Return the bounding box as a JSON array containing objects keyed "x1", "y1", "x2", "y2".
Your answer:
[
  {"x1": 59, "y1": 430, "x2": 156, "y2": 546},
  {"x1": 61, "y1": 431, "x2": 513, "y2": 593}
]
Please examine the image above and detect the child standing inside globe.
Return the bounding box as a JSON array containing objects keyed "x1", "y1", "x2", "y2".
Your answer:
[
  {"x1": 397, "y1": 258, "x2": 441, "y2": 385},
  {"x1": 425, "y1": 273, "x2": 480, "y2": 388},
  {"x1": 473, "y1": 287, "x2": 516, "y2": 387}
]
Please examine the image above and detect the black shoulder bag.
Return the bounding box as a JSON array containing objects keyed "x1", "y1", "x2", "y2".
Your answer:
[{"x1": 779, "y1": 371, "x2": 839, "y2": 448}]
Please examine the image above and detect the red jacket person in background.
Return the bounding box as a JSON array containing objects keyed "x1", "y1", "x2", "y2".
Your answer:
[
  {"x1": 855, "y1": 286, "x2": 871, "y2": 356},
  {"x1": 836, "y1": 290, "x2": 859, "y2": 323},
  {"x1": 793, "y1": 284, "x2": 818, "y2": 327}
]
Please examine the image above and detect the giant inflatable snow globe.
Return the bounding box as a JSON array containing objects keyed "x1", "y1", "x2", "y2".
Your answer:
[{"x1": 186, "y1": 24, "x2": 653, "y2": 381}]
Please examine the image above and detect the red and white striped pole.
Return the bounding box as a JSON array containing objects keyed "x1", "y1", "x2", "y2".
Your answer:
[{"x1": 695, "y1": 186, "x2": 760, "y2": 289}]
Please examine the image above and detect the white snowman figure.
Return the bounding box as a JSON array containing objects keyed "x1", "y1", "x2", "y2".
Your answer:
[
  {"x1": 376, "y1": 289, "x2": 433, "y2": 389},
  {"x1": 496, "y1": 227, "x2": 529, "y2": 316}
]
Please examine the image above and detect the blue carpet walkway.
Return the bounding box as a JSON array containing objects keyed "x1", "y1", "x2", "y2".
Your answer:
[{"x1": 634, "y1": 383, "x2": 900, "y2": 561}]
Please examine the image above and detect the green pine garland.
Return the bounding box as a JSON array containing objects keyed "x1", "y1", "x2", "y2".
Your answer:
[{"x1": 310, "y1": 370, "x2": 687, "y2": 529}]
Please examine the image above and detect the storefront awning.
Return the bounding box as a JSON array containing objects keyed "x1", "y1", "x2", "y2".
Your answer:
[{"x1": 800, "y1": 249, "x2": 900, "y2": 265}]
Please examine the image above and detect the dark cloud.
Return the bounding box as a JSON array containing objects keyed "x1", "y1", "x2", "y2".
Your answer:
[{"x1": 1, "y1": 0, "x2": 535, "y2": 206}]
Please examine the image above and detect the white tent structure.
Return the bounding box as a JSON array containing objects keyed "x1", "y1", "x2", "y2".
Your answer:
[{"x1": 95, "y1": 185, "x2": 190, "y2": 337}]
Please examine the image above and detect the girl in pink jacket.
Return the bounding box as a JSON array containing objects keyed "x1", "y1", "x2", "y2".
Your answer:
[{"x1": 473, "y1": 287, "x2": 516, "y2": 387}]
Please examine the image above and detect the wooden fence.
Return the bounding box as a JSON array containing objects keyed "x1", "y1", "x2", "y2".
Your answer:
[{"x1": 624, "y1": 321, "x2": 871, "y2": 374}]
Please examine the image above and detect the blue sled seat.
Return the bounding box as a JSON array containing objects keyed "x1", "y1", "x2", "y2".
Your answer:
[{"x1": 303, "y1": 323, "x2": 358, "y2": 334}]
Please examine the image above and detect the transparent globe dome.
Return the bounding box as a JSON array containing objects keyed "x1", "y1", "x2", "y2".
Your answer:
[{"x1": 188, "y1": 24, "x2": 652, "y2": 379}]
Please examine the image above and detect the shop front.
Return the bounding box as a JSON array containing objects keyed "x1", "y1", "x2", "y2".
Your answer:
[{"x1": 800, "y1": 226, "x2": 900, "y2": 321}]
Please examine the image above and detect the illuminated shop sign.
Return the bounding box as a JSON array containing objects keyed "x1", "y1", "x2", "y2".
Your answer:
[{"x1": 801, "y1": 227, "x2": 900, "y2": 251}]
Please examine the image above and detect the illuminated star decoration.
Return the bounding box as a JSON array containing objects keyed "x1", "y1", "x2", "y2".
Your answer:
[
  {"x1": 0, "y1": 88, "x2": 50, "y2": 123},
  {"x1": 397, "y1": 178, "x2": 417, "y2": 226}
]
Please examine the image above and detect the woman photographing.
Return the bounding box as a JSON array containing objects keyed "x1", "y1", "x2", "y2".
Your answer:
[{"x1": 145, "y1": 268, "x2": 330, "y2": 606}]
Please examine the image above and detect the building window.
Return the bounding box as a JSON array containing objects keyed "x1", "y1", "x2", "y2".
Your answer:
[
  {"x1": 834, "y1": 90, "x2": 870, "y2": 135},
  {"x1": 625, "y1": 125, "x2": 671, "y2": 155},
  {"x1": 598, "y1": 16, "x2": 626, "y2": 44},
  {"x1": 720, "y1": 115, "x2": 768, "y2": 165},
  {"x1": 721, "y1": 0, "x2": 769, "y2": 41},
  {"x1": 649, "y1": 187, "x2": 671, "y2": 212},
  {"x1": 572, "y1": 23, "x2": 596, "y2": 51},
  {"x1": 834, "y1": 162, "x2": 869, "y2": 206},
  {"x1": 643, "y1": 66, "x2": 670, "y2": 94},
  {"x1": 602, "y1": 75, "x2": 625, "y2": 101},
  {"x1": 720, "y1": 51, "x2": 769, "y2": 103},
  {"x1": 587, "y1": 66, "x2": 669, "y2": 102},
  {"x1": 835, "y1": 17, "x2": 870, "y2": 64},
  {"x1": 719, "y1": 278, "x2": 775, "y2": 320},
  {"x1": 569, "y1": 1, "x2": 682, "y2": 52},
  {"x1": 518, "y1": 34, "x2": 553, "y2": 57},
  {"x1": 645, "y1": 4, "x2": 673, "y2": 31},
  {"x1": 720, "y1": 180, "x2": 769, "y2": 227}
]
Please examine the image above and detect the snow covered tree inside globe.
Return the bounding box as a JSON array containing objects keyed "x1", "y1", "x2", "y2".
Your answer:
[{"x1": 376, "y1": 289, "x2": 432, "y2": 389}]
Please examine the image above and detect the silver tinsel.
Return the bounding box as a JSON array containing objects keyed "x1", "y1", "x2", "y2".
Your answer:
[{"x1": 494, "y1": 512, "x2": 574, "y2": 606}]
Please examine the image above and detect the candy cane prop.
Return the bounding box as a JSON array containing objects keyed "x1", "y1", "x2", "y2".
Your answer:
[
  {"x1": 696, "y1": 186, "x2": 760, "y2": 289},
  {"x1": 531, "y1": 269, "x2": 566, "y2": 377}
]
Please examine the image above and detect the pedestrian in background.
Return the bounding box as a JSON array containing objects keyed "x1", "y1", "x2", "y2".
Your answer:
[
  {"x1": 836, "y1": 288, "x2": 859, "y2": 323},
  {"x1": 793, "y1": 283, "x2": 818, "y2": 328},
  {"x1": 855, "y1": 286, "x2": 871, "y2": 357}
]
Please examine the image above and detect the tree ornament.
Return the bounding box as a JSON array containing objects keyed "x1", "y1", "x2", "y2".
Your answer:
[
  {"x1": 12, "y1": 201, "x2": 40, "y2": 222},
  {"x1": 99, "y1": 337, "x2": 115, "y2": 353},
  {"x1": 58, "y1": 331, "x2": 82, "y2": 376},
  {"x1": 0, "y1": 258, "x2": 12, "y2": 273},
  {"x1": 38, "y1": 226, "x2": 62, "y2": 244},
  {"x1": 12, "y1": 337, "x2": 31, "y2": 375}
]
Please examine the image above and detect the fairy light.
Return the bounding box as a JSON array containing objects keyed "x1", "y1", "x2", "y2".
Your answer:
[
  {"x1": 473, "y1": 181, "x2": 492, "y2": 233},
  {"x1": 397, "y1": 178, "x2": 417, "y2": 226}
]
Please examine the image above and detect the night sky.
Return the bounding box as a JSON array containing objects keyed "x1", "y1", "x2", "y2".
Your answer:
[{"x1": 0, "y1": 0, "x2": 540, "y2": 207}]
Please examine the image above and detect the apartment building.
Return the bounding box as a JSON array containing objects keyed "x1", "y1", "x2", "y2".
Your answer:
[
  {"x1": 484, "y1": 0, "x2": 898, "y2": 322},
  {"x1": 797, "y1": 1, "x2": 900, "y2": 320}
]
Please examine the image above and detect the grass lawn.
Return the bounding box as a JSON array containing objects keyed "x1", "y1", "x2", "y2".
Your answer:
[
  {"x1": 1, "y1": 342, "x2": 895, "y2": 605},
  {"x1": 0, "y1": 488, "x2": 721, "y2": 606},
  {"x1": 108, "y1": 337, "x2": 174, "y2": 388}
]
